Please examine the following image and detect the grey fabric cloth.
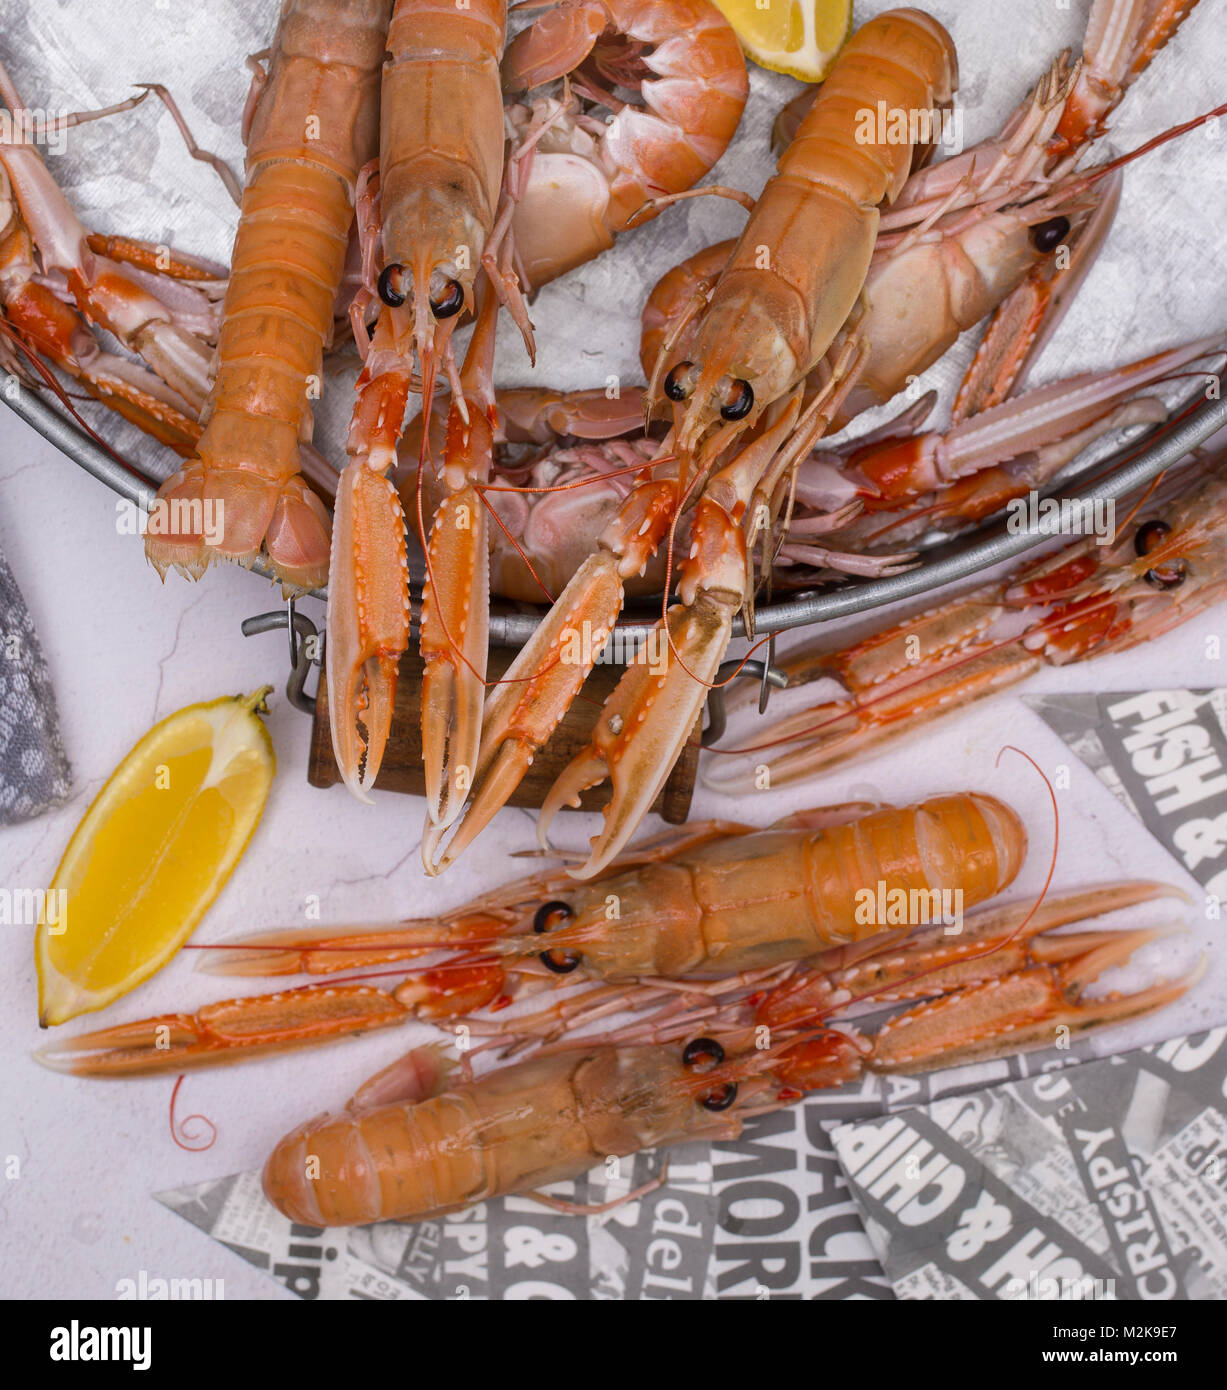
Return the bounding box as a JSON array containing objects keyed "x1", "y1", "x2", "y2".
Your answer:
[{"x1": 0, "y1": 546, "x2": 71, "y2": 824}]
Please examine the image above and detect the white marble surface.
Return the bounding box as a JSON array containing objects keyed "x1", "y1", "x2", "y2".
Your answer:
[{"x1": 2, "y1": 0, "x2": 1227, "y2": 1300}]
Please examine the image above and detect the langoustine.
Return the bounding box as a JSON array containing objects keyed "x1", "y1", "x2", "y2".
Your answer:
[
  {"x1": 144, "y1": 0, "x2": 387, "y2": 592},
  {"x1": 326, "y1": 0, "x2": 520, "y2": 819},
  {"x1": 704, "y1": 453, "x2": 1227, "y2": 792},
  {"x1": 500, "y1": 0, "x2": 749, "y2": 290},
  {"x1": 0, "y1": 68, "x2": 223, "y2": 457},
  {"x1": 39, "y1": 793, "x2": 1029, "y2": 1071},
  {"x1": 427, "y1": 8, "x2": 959, "y2": 879}
]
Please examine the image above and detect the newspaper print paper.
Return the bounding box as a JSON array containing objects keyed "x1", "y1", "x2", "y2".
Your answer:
[
  {"x1": 1025, "y1": 690, "x2": 1227, "y2": 897},
  {"x1": 829, "y1": 1028, "x2": 1227, "y2": 1300}
]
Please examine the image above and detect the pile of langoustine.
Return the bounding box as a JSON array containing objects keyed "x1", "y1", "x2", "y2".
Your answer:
[
  {"x1": 4, "y1": 0, "x2": 1226, "y2": 878},
  {"x1": 7, "y1": 0, "x2": 1223, "y2": 1226}
]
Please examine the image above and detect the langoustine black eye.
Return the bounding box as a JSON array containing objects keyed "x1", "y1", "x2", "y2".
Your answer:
[
  {"x1": 1029, "y1": 216, "x2": 1070, "y2": 254},
  {"x1": 1135, "y1": 519, "x2": 1188, "y2": 589},
  {"x1": 430, "y1": 278, "x2": 465, "y2": 319},
  {"x1": 720, "y1": 378, "x2": 754, "y2": 420},
  {"x1": 377, "y1": 264, "x2": 406, "y2": 306},
  {"x1": 664, "y1": 361, "x2": 693, "y2": 402},
  {"x1": 682, "y1": 1037, "x2": 724, "y2": 1071},
  {"x1": 700, "y1": 1083, "x2": 738, "y2": 1111},
  {"x1": 533, "y1": 901, "x2": 573, "y2": 933}
]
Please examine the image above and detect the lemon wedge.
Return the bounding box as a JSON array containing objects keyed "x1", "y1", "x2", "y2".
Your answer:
[
  {"x1": 713, "y1": 0, "x2": 851, "y2": 82},
  {"x1": 36, "y1": 688, "x2": 276, "y2": 1026}
]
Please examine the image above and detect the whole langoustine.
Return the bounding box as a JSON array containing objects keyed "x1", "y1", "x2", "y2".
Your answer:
[
  {"x1": 704, "y1": 457, "x2": 1227, "y2": 793},
  {"x1": 145, "y1": 0, "x2": 387, "y2": 593},
  {"x1": 39, "y1": 793, "x2": 1028, "y2": 1072},
  {"x1": 326, "y1": 0, "x2": 748, "y2": 839},
  {"x1": 423, "y1": 8, "x2": 959, "y2": 881},
  {"x1": 328, "y1": 0, "x2": 533, "y2": 850},
  {"x1": 262, "y1": 1042, "x2": 744, "y2": 1226}
]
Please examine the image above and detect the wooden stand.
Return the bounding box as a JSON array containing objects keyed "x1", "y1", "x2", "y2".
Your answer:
[{"x1": 308, "y1": 647, "x2": 701, "y2": 824}]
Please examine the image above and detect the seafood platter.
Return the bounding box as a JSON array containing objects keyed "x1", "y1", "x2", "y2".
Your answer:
[{"x1": 3, "y1": 0, "x2": 1227, "y2": 1311}]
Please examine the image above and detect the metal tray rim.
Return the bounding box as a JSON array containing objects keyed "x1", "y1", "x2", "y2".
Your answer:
[{"x1": 11, "y1": 384, "x2": 1227, "y2": 647}]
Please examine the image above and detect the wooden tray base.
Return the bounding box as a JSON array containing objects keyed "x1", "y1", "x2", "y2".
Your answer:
[{"x1": 308, "y1": 646, "x2": 700, "y2": 824}]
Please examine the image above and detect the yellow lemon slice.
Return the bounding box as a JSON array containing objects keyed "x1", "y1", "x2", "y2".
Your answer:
[
  {"x1": 36, "y1": 688, "x2": 276, "y2": 1026},
  {"x1": 713, "y1": 0, "x2": 852, "y2": 82}
]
